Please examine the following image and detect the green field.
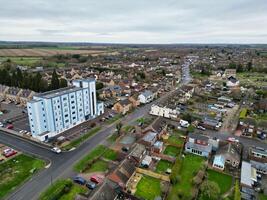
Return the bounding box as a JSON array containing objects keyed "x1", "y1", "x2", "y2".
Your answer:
[
  {"x1": 62, "y1": 127, "x2": 101, "y2": 150},
  {"x1": 0, "y1": 56, "x2": 42, "y2": 66},
  {"x1": 155, "y1": 160, "x2": 173, "y2": 174},
  {"x1": 39, "y1": 179, "x2": 86, "y2": 200},
  {"x1": 164, "y1": 146, "x2": 181, "y2": 157},
  {"x1": 0, "y1": 154, "x2": 45, "y2": 199},
  {"x1": 207, "y1": 169, "x2": 233, "y2": 194},
  {"x1": 135, "y1": 175, "x2": 161, "y2": 200},
  {"x1": 237, "y1": 72, "x2": 267, "y2": 87}
]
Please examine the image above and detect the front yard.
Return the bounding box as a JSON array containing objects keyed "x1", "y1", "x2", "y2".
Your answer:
[
  {"x1": 135, "y1": 175, "x2": 161, "y2": 200},
  {"x1": 0, "y1": 154, "x2": 45, "y2": 199},
  {"x1": 39, "y1": 179, "x2": 86, "y2": 200},
  {"x1": 73, "y1": 145, "x2": 117, "y2": 173}
]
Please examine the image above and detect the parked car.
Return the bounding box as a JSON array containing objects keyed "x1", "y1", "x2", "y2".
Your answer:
[
  {"x1": 227, "y1": 137, "x2": 239, "y2": 143},
  {"x1": 51, "y1": 147, "x2": 61, "y2": 154},
  {"x1": 197, "y1": 126, "x2": 206, "y2": 131},
  {"x1": 6, "y1": 124, "x2": 13, "y2": 129},
  {"x1": 73, "y1": 176, "x2": 86, "y2": 185},
  {"x1": 86, "y1": 181, "x2": 96, "y2": 189},
  {"x1": 3, "y1": 148, "x2": 17, "y2": 158},
  {"x1": 90, "y1": 176, "x2": 100, "y2": 184},
  {"x1": 0, "y1": 122, "x2": 3, "y2": 127},
  {"x1": 121, "y1": 146, "x2": 130, "y2": 152}
]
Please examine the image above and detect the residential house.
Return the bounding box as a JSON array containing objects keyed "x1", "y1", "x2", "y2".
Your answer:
[
  {"x1": 129, "y1": 143, "x2": 146, "y2": 163},
  {"x1": 140, "y1": 130, "x2": 158, "y2": 146},
  {"x1": 112, "y1": 99, "x2": 133, "y2": 115},
  {"x1": 212, "y1": 143, "x2": 241, "y2": 170},
  {"x1": 107, "y1": 158, "x2": 136, "y2": 190},
  {"x1": 185, "y1": 133, "x2": 212, "y2": 157},
  {"x1": 138, "y1": 90, "x2": 154, "y2": 104},
  {"x1": 128, "y1": 94, "x2": 140, "y2": 108},
  {"x1": 150, "y1": 104, "x2": 179, "y2": 119},
  {"x1": 249, "y1": 147, "x2": 267, "y2": 163},
  {"x1": 240, "y1": 161, "x2": 257, "y2": 189},
  {"x1": 223, "y1": 69, "x2": 237, "y2": 78},
  {"x1": 226, "y1": 76, "x2": 239, "y2": 87},
  {"x1": 250, "y1": 160, "x2": 267, "y2": 175},
  {"x1": 153, "y1": 141, "x2": 163, "y2": 153}
]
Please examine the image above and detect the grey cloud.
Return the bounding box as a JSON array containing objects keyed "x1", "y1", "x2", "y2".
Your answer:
[{"x1": 0, "y1": 0, "x2": 266, "y2": 43}]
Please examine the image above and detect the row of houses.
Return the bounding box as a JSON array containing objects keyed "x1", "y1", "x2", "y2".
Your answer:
[{"x1": 0, "y1": 84, "x2": 35, "y2": 106}]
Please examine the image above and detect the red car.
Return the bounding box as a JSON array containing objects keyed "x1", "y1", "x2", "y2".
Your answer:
[
  {"x1": 3, "y1": 148, "x2": 17, "y2": 158},
  {"x1": 90, "y1": 176, "x2": 100, "y2": 184},
  {"x1": 6, "y1": 124, "x2": 13, "y2": 129}
]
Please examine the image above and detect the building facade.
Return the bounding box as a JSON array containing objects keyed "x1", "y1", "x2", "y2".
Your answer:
[{"x1": 27, "y1": 79, "x2": 104, "y2": 141}]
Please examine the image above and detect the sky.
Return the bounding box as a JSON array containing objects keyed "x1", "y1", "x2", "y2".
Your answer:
[{"x1": 0, "y1": 0, "x2": 267, "y2": 44}]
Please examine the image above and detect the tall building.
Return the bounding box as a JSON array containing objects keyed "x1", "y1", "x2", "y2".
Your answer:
[{"x1": 27, "y1": 79, "x2": 104, "y2": 141}]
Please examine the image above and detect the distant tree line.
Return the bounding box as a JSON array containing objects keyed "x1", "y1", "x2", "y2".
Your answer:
[{"x1": 0, "y1": 68, "x2": 68, "y2": 92}]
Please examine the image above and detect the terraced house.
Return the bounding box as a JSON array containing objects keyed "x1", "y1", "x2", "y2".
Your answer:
[{"x1": 27, "y1": 78, "x2": 104, "y2": 141}]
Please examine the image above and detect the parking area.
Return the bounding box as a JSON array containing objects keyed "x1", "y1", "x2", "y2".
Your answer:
[
  {"x1": 0, "y1": 143, "x2": 19, "y2": 163},
  {"x1": 0, "y1": 102, "x2": 30, "y2": 132}
]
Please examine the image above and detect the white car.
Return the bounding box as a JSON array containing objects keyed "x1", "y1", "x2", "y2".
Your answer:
[
  {"x1": 51, "y1": 147, "x2": 62, "y2": 154},
  {"x1": 0, "y1": 122, "x2": 3, "y2": 127},
  {"x1": 227, "y1": 137, "x2": 239, "y2": 143}
]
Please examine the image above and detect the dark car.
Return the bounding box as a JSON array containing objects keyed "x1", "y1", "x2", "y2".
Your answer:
[
  {"x1": 73, "y1": 176, "x2": 86, "y2": 185},
  {"x1": 86, "y1": 181, "x2": 96, "y2": 190},
  {"x1": 121, "y1": 146, "x2": 129, "y2": 152}
]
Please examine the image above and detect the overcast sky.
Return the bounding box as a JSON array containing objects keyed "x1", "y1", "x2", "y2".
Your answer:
[{"x1": 0, "y1": 0, "x2": 267, "y2": 44}]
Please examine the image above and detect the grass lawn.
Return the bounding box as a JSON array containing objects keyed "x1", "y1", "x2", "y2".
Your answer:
[
  {"x1": 107, "y1": 133, "x2": 118, "y2": 143},
  {"x1": 0, "y1": 154, "x2": 45, "y2": 199},
  {"x1": 168, "y1": 154, "x2": 205, "y2": 199},
  {"x1": 84, "y1": 160, "x2": 108, "y2": 173},
  {"x1": 62, "y1": 127, "x2": 101, "y2": 150},
  {"x1": 107, "y1": 114, "x2": 122, "y2": 124},
  {"x1": 122, "y1": 125, "x2": 135, "y2": 133},
  {"x1": 207, "y1": 169, "x2": 233, "y2": 194},
  {"x1": 164, "y1": 146, "x2": 181, "y2": 157},
  {"x1": 102, "y1": 149, "x2": 118, "y2": 161},
  {"x1": 167, "y1": 134, "x2": 184, "y2": 146},
  {"x1": 39, "y1": 179, "x2": 86, "y2": 200},
  {"x1": 135, "y1": 175, "x2": 161, "y2": 200},
  {"x1": 155, "y1": 160, "x2": 173, "y2": 174},
  {"x1": 259, "y1": 193, "x2": 267, "y2": 200},
  {"x1": 74, "y1": 145, "x2": 107, "y2": 172}
]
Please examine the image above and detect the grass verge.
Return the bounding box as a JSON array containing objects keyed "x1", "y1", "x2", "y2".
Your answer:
[
  {"x1": 62, "y1": 127, "x2": 101, "y2": 150},
  {"x1": 0, "y1": 154, "x2": 45, "y2": 199}
]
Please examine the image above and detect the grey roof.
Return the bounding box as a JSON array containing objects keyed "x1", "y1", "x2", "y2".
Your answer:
[
  {"x1": 140, "y1": 90, "x2": 153, "y2": 98},
  {"x1": 142, "y1": 131, "x2": 157, "y2": 142},
  {"x1": 130, "y1": 143, "x2": 145, "y2": 158},
  {"x1": 188, "y1": 132, "x2": 209, "y2": 142},
  {"x1": 185, "y1": 141, "x2": 212, "y2": 153},
  {"x1": 35, "y1": 86, "x2": 82, "y2": 99},
  {"x1": 250, "y1": 160, "x2": 267, "y2": 171},
  {"x1": 216, "y1": 143, "x2": 241, "y2": 162},
  {"x1": 241, "y1": 161, "x2": 253, "y2": 187}
]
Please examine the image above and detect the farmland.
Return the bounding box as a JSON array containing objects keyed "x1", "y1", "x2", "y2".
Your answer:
[{"x1": 0, "y1": 48, "x2": 107, "y2": 57}]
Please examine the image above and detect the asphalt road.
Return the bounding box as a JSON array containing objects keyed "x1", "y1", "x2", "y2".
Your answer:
[{"x1": 0, "y1": 64, "x2": 191, "y2": 200}]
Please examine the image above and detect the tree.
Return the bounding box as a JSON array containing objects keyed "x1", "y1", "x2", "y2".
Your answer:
[
  {"x1": 96, "y1": 82, "x2": 104, "y2": 90},
  {"x1": 16, "y1": 68, "x2": 23, "y2": 88},
  {"x1": 50, "y1": 69, "x2": 60, "y2": 90},
  {"x1": 199, "y1": 180, "x2": 221, "y2": 200},
  {"x1": 234, "y1": 180, "x2": 241, "y2": 200},
  {"x1": 116, "y1": 122, "x2": 123, "y2": 136},
  {"x1": 59, "y1": 78, "x2": 68, "y2": 88}
]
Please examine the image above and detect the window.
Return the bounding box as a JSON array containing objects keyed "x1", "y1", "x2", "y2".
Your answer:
[
  {"x1": 73, "y1": 117, "x2": 76, "y2": 120},
  {"x1": 71, "y1": 101, "x2": 75, "y2": 104},
  {"x1": 63, "y1": 97, "x2": 67, "y2": 101},
  {"x1": 65, "y1": 114, "x2": 68, "y2": 118},
  {"x1": 71, "y1": 95, "x2": 74, "y2": 98}
]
